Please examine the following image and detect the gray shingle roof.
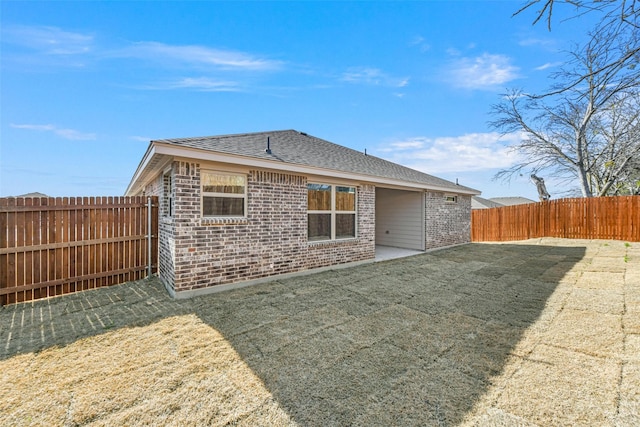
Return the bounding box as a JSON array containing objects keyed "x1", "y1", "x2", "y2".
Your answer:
[
  {"x1": 489, "y1": 196, "x2": 537, "y2": 206},
  {"x1": 17, "y1": 192, "x2": 49, "y2": 198},
  {"x1": 472, "y1": 196, "x2": 504, "y2": 209},
  {"x1": 154, "y1": 129, "x2": 478, "y2": 193}
]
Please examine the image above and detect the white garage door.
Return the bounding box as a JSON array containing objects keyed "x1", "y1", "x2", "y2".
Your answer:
[{"x1": 375, "y1": 188, "x2": 424, "y2": 250}]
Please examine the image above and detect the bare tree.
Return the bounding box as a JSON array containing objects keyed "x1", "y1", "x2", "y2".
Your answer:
[
  {"x1": 588, "y1": 93, "x2": 640, "y2": 195},
  {"x1": 515, "y1": 0, "x2": 638, "y2": 30},
  {"x1": 490, "y1": 23, "x2": 640, "y2": 197},
  {"x1": 621, "y1": 161, "x2": 640, "y2": 195},
  {"x1": 516, "y1": 1, "x2": 639, "y2": 98}
]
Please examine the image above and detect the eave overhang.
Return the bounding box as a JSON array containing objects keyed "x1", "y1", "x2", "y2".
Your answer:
[{"x1": 125, "y1": 142, "x2": 481, "y2": 196}]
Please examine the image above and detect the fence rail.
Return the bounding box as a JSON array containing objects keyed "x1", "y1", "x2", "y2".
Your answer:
[
  {"x1": 471, "y1": 195, "x2": 640, "y2": 242},
  {"x1": 0, "y1": 196, "x2": 158, "y2": 305}
]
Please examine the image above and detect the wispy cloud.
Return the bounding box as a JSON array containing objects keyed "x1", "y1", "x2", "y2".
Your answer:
[
  {"x1": 138, "y1": 77, "x2": 242, "y2": 92},
  {"x1": 341, "y1": 67, "x2": 409, "y2": 88},
  {"x1": 114, "y1": 41, "x2": 282, "y2": 71},
  {"x1": 519, "y1": 37, "x2": 556, "y2": 49},
  {"x1": 375, "y1": 132, "x2": 524, "y2": 174},
  {"x1": 129, "y1": 136, "x2": 152, "y2": 142},
  {"x1": 445, "y1": 53, "x2": 520, "y2": 89},
  {"x1": 3, "y1": 25, "x2": 94, "y2": 55},
  {"x1": 11, "y1": 124, "x2": 96, "y2": 141},
  {"x1": 167, "y1": 77, "x2": 241, "y2": 91},
  {"x1": 535, "y1": 61, "x2": 563, "y2": 71},
  {"x1": 3, "y1": 24, "x2": 283, "y2": 80},
  {"x1": 410, "y1": 35, "x2": 431, "y2": 52}
]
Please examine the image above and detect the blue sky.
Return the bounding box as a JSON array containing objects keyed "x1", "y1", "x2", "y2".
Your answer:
[{"x1": 1, "y1": 1, "x2": 597, "y2": 199}]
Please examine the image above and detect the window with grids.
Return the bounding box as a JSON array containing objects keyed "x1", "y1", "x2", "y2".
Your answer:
[
  {"x1": 201, "y1": 171, "x2": 247, "y2": 217},
  {"x1": 307, "y1": 183, "x2": 356, "y2": 241}
]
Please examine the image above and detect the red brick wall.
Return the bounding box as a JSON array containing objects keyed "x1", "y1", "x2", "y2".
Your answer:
[
  {"x1": 145, "y1": 160, "x2": 470, "y2": 294},
  {"x1": 157, "y1": 162, "x2": 375, "y2": 293},
  {"x1": 144, "y1": 170, "x2": 176, "y2": 292},
  {"x1": 424, "y1": 192, "x2": 472, "y2": 249}
]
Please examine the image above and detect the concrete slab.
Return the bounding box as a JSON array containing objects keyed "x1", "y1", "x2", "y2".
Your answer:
[{"x1": 375, "y1": 245, "x2": 424, "y2": 261}]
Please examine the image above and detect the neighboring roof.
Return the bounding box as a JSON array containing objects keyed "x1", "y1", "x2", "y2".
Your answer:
[
  {"x1": 471, "y1": 196, "x2": 504, "y2": 209},
  {"x1": 126, "y1": 129, "x2": 480, "y2": 196},
  {"x1": 489, "y1": 196, "x2": 537, "y2": 206},
  {"x1": 17, "y1": 192, "x2": 49, "y2": 197}
]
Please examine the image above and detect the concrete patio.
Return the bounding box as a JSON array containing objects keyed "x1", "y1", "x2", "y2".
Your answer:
[{"x1": 375, "y1": 244, "x2": 424, "y2": 261}]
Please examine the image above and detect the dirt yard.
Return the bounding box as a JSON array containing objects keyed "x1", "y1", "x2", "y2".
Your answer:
[{"x1": 1, "y1": 238, "x2": 638, "y2": 426}]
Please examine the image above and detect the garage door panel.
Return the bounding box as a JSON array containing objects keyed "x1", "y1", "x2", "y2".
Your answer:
[{"x1": 375, "y1": 188, "x2": 424, "y2": 250}]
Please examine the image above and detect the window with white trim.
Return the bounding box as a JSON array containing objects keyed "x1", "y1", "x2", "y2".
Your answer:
[
  {"x1": 307, "y1": 183, "x2": 356, "y2": 241},
  {"x1": 444, "y1": 194, "x2": 458, "y2": 203},
  {"x1": 201, "y1": 171, "x2": 247, "y2": 217}
]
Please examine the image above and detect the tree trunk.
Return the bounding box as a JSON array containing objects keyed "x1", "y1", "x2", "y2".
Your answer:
[{"x1": 577, "y1": 166, "x2": 594, "y2": 197}]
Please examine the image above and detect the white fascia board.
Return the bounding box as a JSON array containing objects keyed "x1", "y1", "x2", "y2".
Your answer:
[
  {"x1": 152, "y1": 143, "x2": 481, "y2": 195},
  {"x1": 125, "y1": 144, "x2": 172, "y2": 196},
  {"x1": 125, "y1": 143, "x2": 157, "y2": 196}
]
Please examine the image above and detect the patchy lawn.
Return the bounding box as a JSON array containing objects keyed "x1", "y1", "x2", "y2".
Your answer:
[{"x1": 1, "y1": 238, "x2": 638, "y2": 426}]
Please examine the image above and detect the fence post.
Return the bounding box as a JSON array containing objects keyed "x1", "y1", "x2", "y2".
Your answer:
[{"x1": 147, "y1": 196, "x2": 152, "y2": 278}]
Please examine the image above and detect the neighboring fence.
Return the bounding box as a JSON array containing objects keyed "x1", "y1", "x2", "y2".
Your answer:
[
  {"x1": 0, "y1": 196, "x2": 158, "y2": 305},
  {"x1": 472, "y1": 195, "x2": 640, "y2": 242}
]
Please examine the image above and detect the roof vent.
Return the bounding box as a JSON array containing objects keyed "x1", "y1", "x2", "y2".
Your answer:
[
  {"x1": 299, "y1": 131, "x2": 308, "y2": 136},
  {"x1": 266, "y1": 136, "x2": 272, "y2": 154}
]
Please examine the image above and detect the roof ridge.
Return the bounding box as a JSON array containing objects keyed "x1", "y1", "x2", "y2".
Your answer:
[{"x1": 154, "y1": 129, "x2": 297, "y2": 143}]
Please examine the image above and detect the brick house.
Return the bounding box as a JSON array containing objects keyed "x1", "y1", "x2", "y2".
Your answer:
[{"x1": 125, "y1": 130, "x2": 480, "y2": 298}]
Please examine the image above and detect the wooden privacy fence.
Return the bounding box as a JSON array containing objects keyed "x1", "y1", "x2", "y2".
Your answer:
[
  {"x1": 472, "y1": 195, "x2": 640, "y2": 242},
  {"x1": 0, "y1": 196, "x2": 158, "y2": 305}
]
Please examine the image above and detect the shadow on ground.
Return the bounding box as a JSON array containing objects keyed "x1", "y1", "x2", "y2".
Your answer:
[{"x1": 0, "y1": 243, "x2": 586, "y2": 425}]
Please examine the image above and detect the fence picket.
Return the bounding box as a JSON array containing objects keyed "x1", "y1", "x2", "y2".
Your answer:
[
  {"x1": 16, "y1": 198, "x2": 26, "y2": 302},
  {"x1": 0, "y1": 196, "x2": 158, "y2": 305},
  {"x1": 472, "y1": 196, "x2": 640, "y2": 242},
  {"x1": 7, "y1": 198, "x2": 17, "y2": 304}
]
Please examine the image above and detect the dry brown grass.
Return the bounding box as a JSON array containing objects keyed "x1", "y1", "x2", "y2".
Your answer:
[
  {"x1": 1, "y1": 238, "x2": 638, "y2": 426},
  {"x1": 1, "y1": 314, "x2": 294, "y2": 426}
]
